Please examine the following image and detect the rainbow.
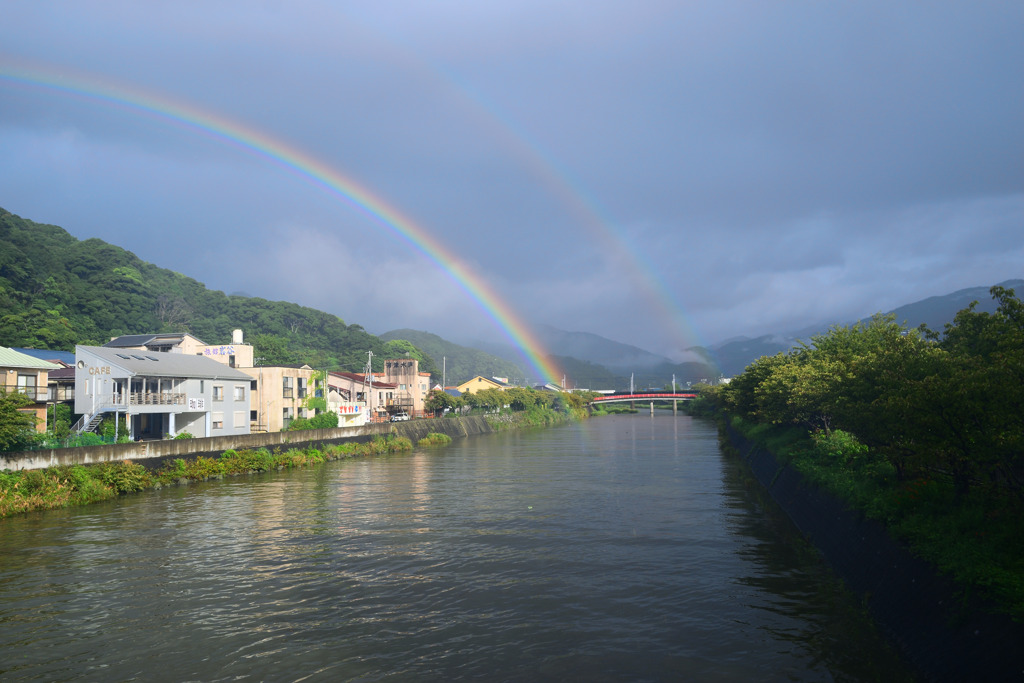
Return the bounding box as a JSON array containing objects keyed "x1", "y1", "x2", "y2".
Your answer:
[
  {"x1": 328, "y1": 18, "x2": 715, "y2": 367},
  {"x1": 0, "y1": 63, "x2": 564, "y2": 385},
  {"x1": 435, "y1": 77, "x2": 715, "y2": 366}
]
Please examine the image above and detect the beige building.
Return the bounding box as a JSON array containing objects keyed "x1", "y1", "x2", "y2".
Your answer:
[
  {"x1": 372, "y1": 359, "x2": 432, "y2": 416},
  {"x1": 1, "y1": 346, "x2": 61, "y2": 432},
  {"x1": 105, "y1": 330, "x2": 254, "y2": 369},
  {"x1": 239, "y1": 364, "x2": 321, "y2": 432}
]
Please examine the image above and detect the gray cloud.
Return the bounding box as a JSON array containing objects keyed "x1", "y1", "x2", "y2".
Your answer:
[{"x1": 1, "y1": 2, "x2": 1021, "y2": 361}]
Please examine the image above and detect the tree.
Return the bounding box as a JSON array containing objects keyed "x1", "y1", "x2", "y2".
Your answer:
[
  {"x1": 0, "y1": 389, "x2": 37, "y2": 452},
  {"x1": 504, "y1": 387, "x2": 536, "y2": 411},
  {"x1": 425, "y1": 389, "x2": 460, "y2": 415},
  {"x1": 252, "y1": 334, "x2": 298, "y2": 366}
]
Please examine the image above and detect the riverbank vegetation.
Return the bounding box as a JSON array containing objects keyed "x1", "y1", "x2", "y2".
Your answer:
[
  {"x1": 0, "y1": 435, "x2": 415, "y2": 519},
  {"x1": 418, "y1": 433, "x2": 452, "y2": 446},
  {"x1": 1, "y1": 386, "x2": 598, "y2": 519},
  {"x1": 689, "y1": 286, "x2": 1024, "y2": 619},
  {"x1": 425, "y1": 386, "x2": 594, "y2": 426}
]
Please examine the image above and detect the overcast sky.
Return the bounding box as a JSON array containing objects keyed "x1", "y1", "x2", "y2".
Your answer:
[{"x1": 2, "y1": 2, "x2": 1021, "y2": 360}]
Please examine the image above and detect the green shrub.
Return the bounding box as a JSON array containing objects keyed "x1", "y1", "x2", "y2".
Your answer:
[
  {"x1": 285, "y1": 417, "x2": 311, "y2": 431},
  {"x1": 96, "y1": 461, "x2": 150, "y2": 494},
  {"x1": 173, "y1": 431, "x2": 194, "y2": 440},
  {"x1": 309, "y1": 412, "x2": 338, "y2": 429},
  {"x1": 66, "y1": 432, "x2": 104, "y2": 448}
]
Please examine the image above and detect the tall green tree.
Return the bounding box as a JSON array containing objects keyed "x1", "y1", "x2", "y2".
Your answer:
[{"x1": 0, "y1": 389, "x2": 36, "y2": 452}]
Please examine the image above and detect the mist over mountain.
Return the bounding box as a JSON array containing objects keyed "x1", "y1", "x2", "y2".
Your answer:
[{"x1": 706, "y1": 280, "x2": 1024, "y2": 376}]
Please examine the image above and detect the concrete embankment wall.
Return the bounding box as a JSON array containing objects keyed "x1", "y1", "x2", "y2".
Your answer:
[
  {"x1": 0, "y1": 416, "x2": 497, "y2": 471},
  {"x1": 725, "y1": 424, "x2": 1024, "y2": 682}
]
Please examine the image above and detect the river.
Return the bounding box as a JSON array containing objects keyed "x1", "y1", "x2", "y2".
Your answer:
[{"x1": 0, "y1": 414, "x2": 913, "y2": 681}]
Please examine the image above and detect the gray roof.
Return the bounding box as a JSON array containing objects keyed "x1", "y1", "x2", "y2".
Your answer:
[
  {"x1": 104, "y1": 333, "x2": 198, "y2": 348},
  {"x1": 0, "y1": 346, "x2": 62, "y2": 370},
  {"x1": 78, "y1": 345, "x2": 252, "y2": 381}
]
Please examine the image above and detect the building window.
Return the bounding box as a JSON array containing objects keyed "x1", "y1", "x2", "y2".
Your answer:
[
  {"x1": 16, "y1": 374, "x2": 37, "y2": 399},
  {"x1": 233, "y1": 385, "x2": 245, "y2": 401},
  {"x1": 228, "y1": 354, "x2": 236, "y2": 368},
  {"x1": 283, "y1": 406, "x2": 293, "y2": 427},
  {"x1": 298, "y1": 408, "x2": 307, "y2": 418},
  {"x1": 212, "y1": 412, "x2": 224, "y2": 430},
  {"x1": 298, "y1": 377, "x2": 307, "y2": 399},
  {"x1": 283, "y1": 376, "x2": 294, "y2": 399},
  {"x1": 234, "y1": 411, "x2": 245, "y2": 428},
  {"x1": 213, "y1": 385, "x2": 224, "y2": 401}
]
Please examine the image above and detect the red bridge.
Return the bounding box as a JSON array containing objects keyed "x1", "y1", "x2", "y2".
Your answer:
[{"x1": 590, "y1": 392, "x2": 697, "y2": 404}]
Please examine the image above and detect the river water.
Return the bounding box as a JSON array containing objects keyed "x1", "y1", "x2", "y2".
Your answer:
[{"x1": 0, "y1": 415, "x2": 913, "y2": 681}]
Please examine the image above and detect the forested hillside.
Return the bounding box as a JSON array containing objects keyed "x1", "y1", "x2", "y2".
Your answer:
[{"x1": 0, "y1": 208, "x2": 394, "y2": 372}]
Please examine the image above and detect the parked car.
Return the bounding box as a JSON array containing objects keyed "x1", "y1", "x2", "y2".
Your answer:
[{"x1": 390, "y1": 412, "x2": 410, "y2": 422}]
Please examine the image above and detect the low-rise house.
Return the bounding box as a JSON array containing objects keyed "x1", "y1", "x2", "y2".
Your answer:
[
  {"x1": 74, "y1": 345, "x2": 252, "y2": 439},
  {"x1": 1, "y1": 346, "x2": 61, "y2": 432},
  {"x1": 12, "y1": 348, "x2": 77, "y2": 408},
  {"x1": 47, "y1": 366, "x2": 77, "y2": 405},
  {"x1": 329, "y1": 371, "x2": 396, "y2": 423},
  {"x1": 457, "y1": 376, "x2": 508, "y2": 395}
]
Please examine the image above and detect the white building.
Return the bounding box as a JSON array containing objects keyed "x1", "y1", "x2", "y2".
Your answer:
[{"x1": 74, "y1": 345, "x2": 253, "y2": 439}]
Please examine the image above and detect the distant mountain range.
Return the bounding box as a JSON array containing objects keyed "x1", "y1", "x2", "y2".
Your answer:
[
  {"x1": 455, "y1": 280, "x2": 1024, "y2": 384},
  {"x1": 468, "y1": 326, "x2": 715, "y2": 390},
  {"x1": 4, "y1": 206, "x2": 1015, "y2": 390},
  {"x1": 705, "y1": 280, "x2": 1023, "y2": 376}
]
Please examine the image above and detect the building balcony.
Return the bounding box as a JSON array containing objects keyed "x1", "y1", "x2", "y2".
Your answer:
[{"x1": 1, "y1": 385, "x2": 49, "y2": 402}]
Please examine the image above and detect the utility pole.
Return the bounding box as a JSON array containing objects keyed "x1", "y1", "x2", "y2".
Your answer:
[
  {"x1": 672, "y1": 374, "x2": 677, "y2": 416},
  {"x1": 364, "y1": 351, "x2": 374, "y2": 422},
  {"x1": 442, "y1": 356, "x2": 446, "y2": 390}
]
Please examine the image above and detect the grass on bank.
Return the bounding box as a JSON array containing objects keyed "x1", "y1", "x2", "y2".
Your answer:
[
  {"x1": 0, "y1": 435, "x2": 415, "y2": 519},
  {"x1": 725, "y1": 414, "x2": 1024, "y2": 621},
  {"x1": 485, "y1": 404, "x2": 588, "y2": 430},
  {"x1": 0, "y1": 405, "x2": 593, "y2": 520},
  {"x1": 417, "y1": 433, "x2": 452, "y2": 446}
]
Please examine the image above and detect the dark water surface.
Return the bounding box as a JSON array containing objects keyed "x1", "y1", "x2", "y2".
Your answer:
[{"x1": 0, "y1": 415, "x2": 913, "y2": 681}]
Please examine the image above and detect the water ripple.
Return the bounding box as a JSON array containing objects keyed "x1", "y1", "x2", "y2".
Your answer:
[{"x1": 0, "y1": 416, "x2": 911, "y2": 681}]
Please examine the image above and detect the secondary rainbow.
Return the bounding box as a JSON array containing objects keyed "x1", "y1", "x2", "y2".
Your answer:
[
  {"x1": 332, "y1": 19, "x2": 716, "y2": 368},
  {"x1": 0, "y1": 64, "x2": 563, "y2": 385}
]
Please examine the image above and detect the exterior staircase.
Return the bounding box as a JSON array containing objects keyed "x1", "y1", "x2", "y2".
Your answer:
[{"x1": 71, "y1": 411, "x2": 105, "y2": 436}]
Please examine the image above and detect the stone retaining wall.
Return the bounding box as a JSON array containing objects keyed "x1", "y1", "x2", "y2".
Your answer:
[
  {"x1": 726, "y1": 424, "x2": 1024, "y2": 682},
  {"x1": 0, "y1": 416, "x2": 497, "y2": 471}
]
